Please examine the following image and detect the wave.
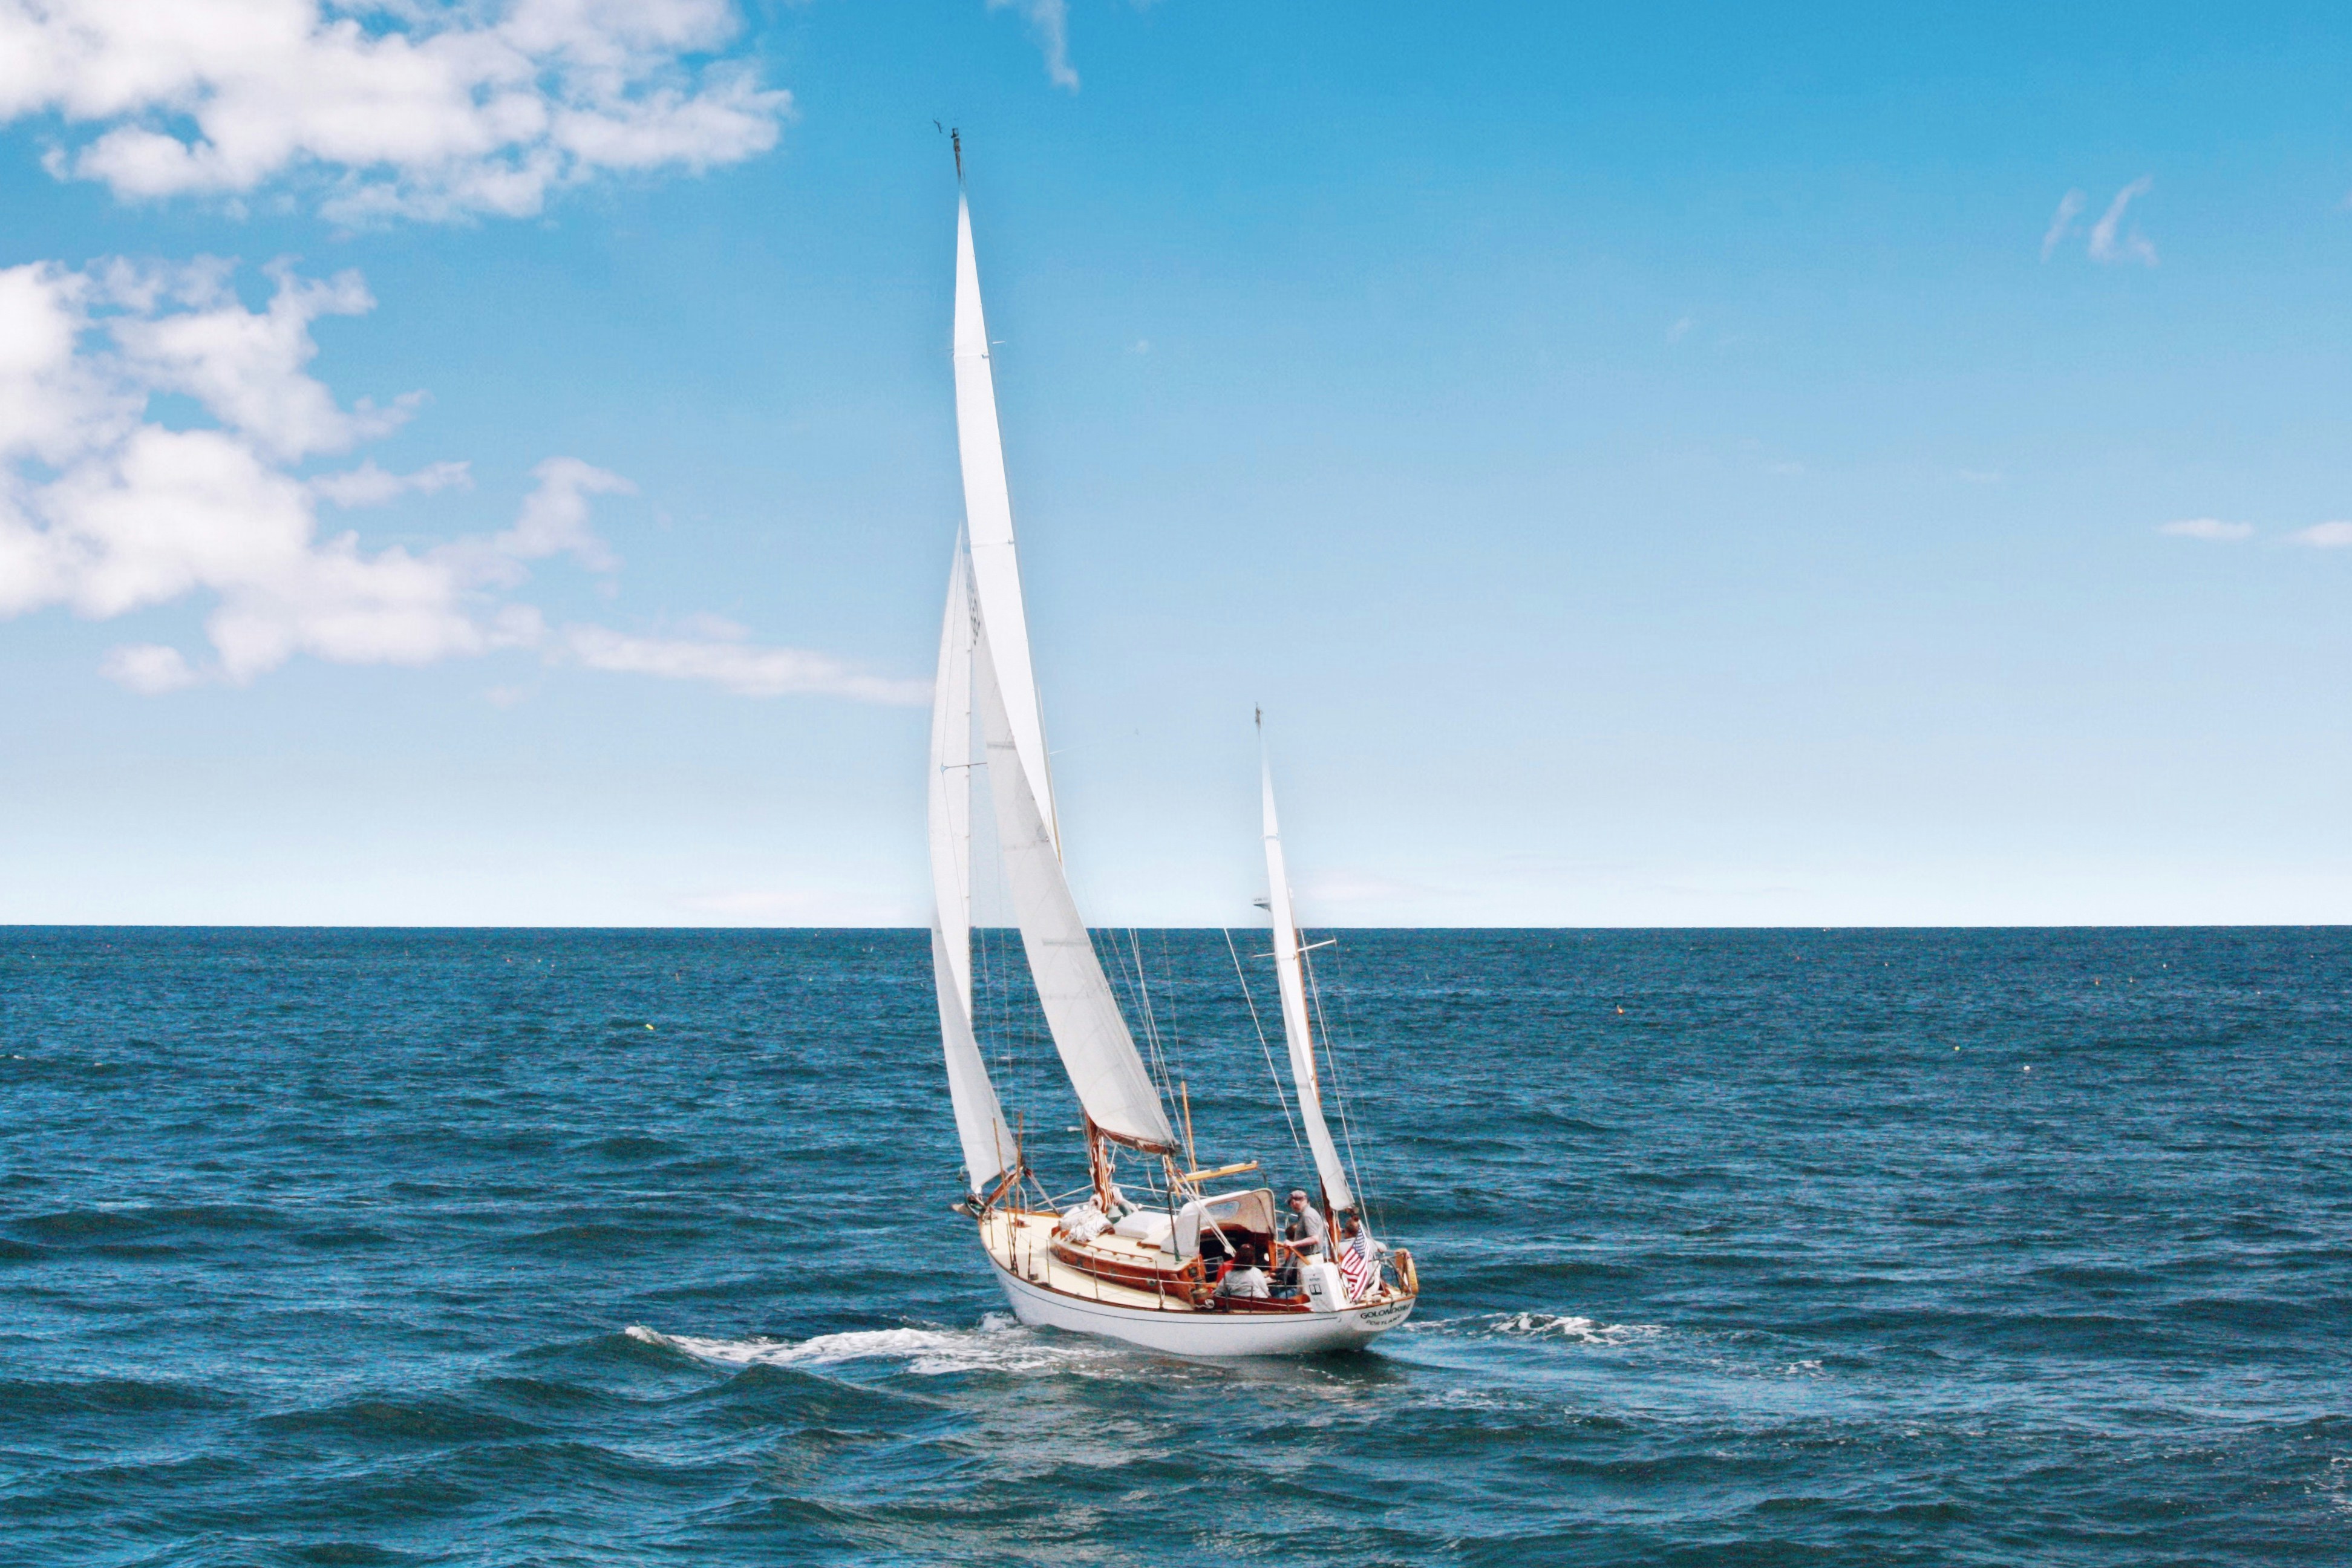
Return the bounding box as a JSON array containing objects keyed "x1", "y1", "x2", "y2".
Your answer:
[
  {"x1": 1463, "y1": 1311, "x2": 1667, "y2": 1345},
  {"x1": 626, "y1": 1315, "x2": 1113, "y2": 1377}
]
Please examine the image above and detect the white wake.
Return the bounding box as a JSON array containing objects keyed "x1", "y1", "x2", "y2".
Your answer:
[
  {"x1": 1475, "y1": 1312, "x2": 1665, "y2": 1345},
  {"x1": 626, "y1": 1313, "x2": 1112, "y2": 1377}
]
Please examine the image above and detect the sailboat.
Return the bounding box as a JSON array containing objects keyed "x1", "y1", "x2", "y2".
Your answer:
[{"x1": 926, "y1": 167, "x2": 1418, "y2": 1356}]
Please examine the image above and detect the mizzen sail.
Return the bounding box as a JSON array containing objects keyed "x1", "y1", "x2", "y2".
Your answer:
[
  {"x1": 975, "y1": 619, "x2": 1178, "y2": 1153},
  {"x1": 929, "y1": 541, "x2": 1016, "y2": 1194},
  {"x1": 1261, "y1": 740, "x2": 1357, "y2": 1213}
]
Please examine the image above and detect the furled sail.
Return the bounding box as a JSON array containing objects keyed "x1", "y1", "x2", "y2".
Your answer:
[
  {"x1": 954, "y1": 194, "x2": 1059, "y2": 855},
  {"x1": 973, "y1": 619, "x2": 1179, "y2": 1153},
  {"x1": 929, "y1": 541, "x2": 1016, "y2": 1194},
  {"x1": 1260, "y1": 743, "x2": 1357, "y2": 1214}
]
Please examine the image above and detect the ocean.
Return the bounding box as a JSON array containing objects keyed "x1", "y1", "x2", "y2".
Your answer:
[{"x1": 1, "y1": 927, "x2": 2345, "y2": 1566}]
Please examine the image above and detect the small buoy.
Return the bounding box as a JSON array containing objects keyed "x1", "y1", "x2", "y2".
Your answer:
[
  {"x1": 1615, "y1": 1005, "x2": 1625, "y2": 1014},
  {"x1": 2022, "y1": 1065, "x2": 2031, "y2": 1073}
]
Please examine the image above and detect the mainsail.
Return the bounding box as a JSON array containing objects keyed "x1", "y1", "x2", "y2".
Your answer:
[
  {"x1": 933, "y1": 186, "x2": 1176, "y2": 1160},
  {"x1": 1260, "y1": 742, "x2": 1357, "y2": 1213},
  {"x1": 929, "y1": 542, "x2": 1015, "y2": 1194},
  {"x1": 974, "y1": 621, "x2": 1179, "y2": 1152},
  {"x1": 953, "y1": 194, "x2": 1058, "y2": 855}
]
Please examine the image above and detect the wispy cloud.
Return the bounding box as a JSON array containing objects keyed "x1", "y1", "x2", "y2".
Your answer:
[
  {"x1": 2289, "y1": 521, "x2": 2352, "y2": 547},
  {"x1": 312, "y1": 460, "x2": 472, "y2": 509},
  {"x1": 0, "y1": 255, "x2": 913, "y2": 702},
  {"x1": 99, "y1": 643, "x2": 203, "y2": 696},
  {"x1": 2158, "y1": 518, "x2": 2254, "y2": 542},
  {"x1": 2088, "y1": 177, "x2": 2157, "y2": 266},
  {"x1": 988, "y1": 0, "x2": 1080, "y2": 91},
  {"x1": 1667, "y1": 315, "x2": 1697, "y2": 342},
  {"x1": 0, "y1": 0, "x2": 789, "y2": 222},
  {"x1": 564, "y1": 622, "x2": 929, "y2": 704},
  {"x1": 2040, "y1": 189, "x2": 2086, "y2": 260}
]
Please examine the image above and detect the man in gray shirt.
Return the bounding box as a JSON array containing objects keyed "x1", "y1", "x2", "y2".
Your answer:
[{"x1": 1285, "y1": 1189, "x2": 1327, "y2": 1256}]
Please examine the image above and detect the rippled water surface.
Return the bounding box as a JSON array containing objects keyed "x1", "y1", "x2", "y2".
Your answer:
[{"x1": 2, "y1": 927, "x2": 2347, "y2": 1565}]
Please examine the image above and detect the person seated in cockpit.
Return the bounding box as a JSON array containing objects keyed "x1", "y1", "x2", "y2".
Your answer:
[{"x1": 1218, "y1": 1242, "x2": 1270, "y2": 1299}]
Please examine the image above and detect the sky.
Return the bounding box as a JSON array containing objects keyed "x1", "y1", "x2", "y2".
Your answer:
[{"x1": 2, "y1": 0, "x2": 2349, "y2": 927}]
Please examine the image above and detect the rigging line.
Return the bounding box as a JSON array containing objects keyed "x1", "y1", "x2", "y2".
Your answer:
[
  {"x1": 1126, "y1": 927, "x2": 1175, "y2": 1101},
  {"x1": 1112, "y1": 928, "x2": 1153, "y2": 1080},
  {"x1": 1224, "y1": 926, "x2": 1307, "y2": 1169},
  {"x1": 1321, "y1": 935, "x2": 1390, "y2": 1241},
  {"x1": 1150, "y1": 925, "x2": 1194, "y2": 1125},
  {"x1": 1158, "y1": 926, "x2": 1180, "y2": 1068},
  {"x1": 1303, "y1": 936, "x2": 1372, "y2": 1213},
  {"x1": 1102, "y1": 926, "x2": 1165, "y2": 1101}
]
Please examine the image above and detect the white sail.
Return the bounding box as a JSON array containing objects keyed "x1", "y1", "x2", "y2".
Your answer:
[
  {"x1": 929, "y1": 542, "x2": 1015, "y2": 1194},
  {"x1": 975, "y1": 619, "x2": 1178, "y2": 1153},
  {"x1": 954, "y1": 194, "x2": 1059, "y2": 855},
  {"x1": 1261, "y1": 746, "x2": 1357, "y2": 1214}
]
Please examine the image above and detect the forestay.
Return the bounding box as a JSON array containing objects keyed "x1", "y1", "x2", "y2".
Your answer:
[
  {"x1": 1261, "y1": 750, "x2": 1357, "y2": 1213},
  {"x1": 928, "y1": 543, "x2": 1016, "y2": 1194},
  {"x1": 974, "y1": 621, "x2": 1179, "y2": 1153}
]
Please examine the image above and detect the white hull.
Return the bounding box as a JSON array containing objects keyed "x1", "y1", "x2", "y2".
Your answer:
[{"x1": 985, "y1": 1254, "x2": 1412, "y2": 1356}]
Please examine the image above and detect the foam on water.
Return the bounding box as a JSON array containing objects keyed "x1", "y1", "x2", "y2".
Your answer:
[
  {"x1": 1450, "y1": 1310, "x2": 1667, "y2": 1344},
  {"x1": 628, "y1": 1313, "x2": 1112, "y2": 1377}
]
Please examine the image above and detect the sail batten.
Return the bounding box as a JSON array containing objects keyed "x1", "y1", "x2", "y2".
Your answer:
[
  {"x1": 954, "y1": 194, "x2": 1059, "y2": 856},
  {"x1": 975, "y1": 619, "x2": 1179, "y2": 1154},
  {"x1": 929, "y1": 543, "x2": 1015, "y2": 1194},
  {"x1": 1261, "y1": 745, "x2": 1358, "y2": 1214}
]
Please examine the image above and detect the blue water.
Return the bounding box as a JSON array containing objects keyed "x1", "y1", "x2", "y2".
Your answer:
[{"x1": 2, "y1": 927, "x2": 2346, "y2": 1566}]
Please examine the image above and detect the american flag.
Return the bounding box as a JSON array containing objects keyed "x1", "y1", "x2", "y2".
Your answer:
[{"x1": 1338, "y1": 1233, "x2": 1379, "y2": 1300}]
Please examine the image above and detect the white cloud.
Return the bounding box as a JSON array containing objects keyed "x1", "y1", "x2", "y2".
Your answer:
[
  {"x1": 0, "y1": 255, "x2": 916, "y2": 703},
  {"x1": 2040, "y1": 189, "x2": 2085, "y2": 260},
  {"x1": 312, "y1": 459, "x2": 472, "y2": 508},
  {"x1": 2289, "y1": 521, "x2": 2352, "y2": 547},
  {"x1": 0, "y1": 0, "x2": 789, "y2": 221},
  {"x1": 2088, "y1": 177, "x2": 2157, "y2": 266},
  {"x1": 988, "y1": 0, "x2": 1079, "y2": 91},
  {"x1": 2159, "y1": 518, "x2": 2254, "y2": 542},
  {"x1": 494, "y1": 456, "x2": 629, "y2": 570},
  {"x1": 564, "y1": 623, "x2": 930, "y2": 704},
  {"x1": 99, "y1": 642, "x2": 201, "y2": 694},
  {"x1": 1666, "y1": 314, "x2": 1696, "y2": 342}
]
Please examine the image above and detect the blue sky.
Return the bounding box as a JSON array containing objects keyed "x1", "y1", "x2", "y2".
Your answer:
[{"x1": 2, "y1": 1, "x2": 2348, "y2": 926}]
